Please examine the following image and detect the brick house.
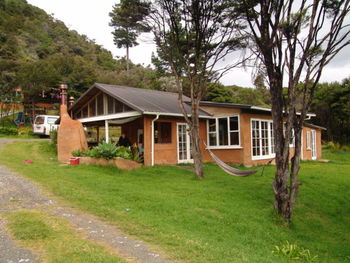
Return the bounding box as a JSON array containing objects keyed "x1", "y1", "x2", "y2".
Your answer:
[{"x1": 70, "y1": 83, "x2": 324, "y2": 166}]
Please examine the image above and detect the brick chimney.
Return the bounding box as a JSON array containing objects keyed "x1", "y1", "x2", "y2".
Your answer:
[{"x1": 60, "y1": 84, "x2": 68, "y2": 105}]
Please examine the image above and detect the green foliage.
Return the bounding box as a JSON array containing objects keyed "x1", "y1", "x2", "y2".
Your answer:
[
  {"x1": 85, "y1": 143, "x2": 133, "y2": 160},
  {"x1": 272, "y1": 241, "x2": 318, "y2": 262},
  {"x1": 86, "y1": 142, "x2": 117, "y2": 160},
  {"x1": 0, "y1": 126, "x2": 17, "y2": 135},
  {"x1": 312, "y1": 78, "x2": 350, "y2": 145},
  {"x1": 324, "y1": 141, "x2": 350, "y2": 153},
  {"x1": 109, "y1": 0, "x2": 150, "y2": 49},
  {"x1": 115, "y1": 146, "x2": 132, "y2": 159},
  {"x1": 71, "y1": 149, "x2": 85, "y2": 157},
  {"x1": 50, "y1": 129, "x2": 57, "y2": 146},
  {"x1": 17, "y1": 126, "x2": 33, "y2": 136},
  {"x1": 0, "y1": 0, "x2": 117, "y2": 99},
  {"x1": 205, "y1": 82, "x2": 270, "y2": 106}
]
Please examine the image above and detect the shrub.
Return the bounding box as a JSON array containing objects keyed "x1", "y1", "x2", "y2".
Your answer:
[
  {"x1": 86, "y1": 142, "x2": 118, "y2": 160},
  {"x1": 325, "y1": 141, "x2": 350, "y2": 152},
  {"x1": 272, "y1": 241, "x2": 318, "y2": 262},
  {"x1": 71, "y1": 149, "x2": 85, "y2": 157},
  {"x1": 85, "y1": 143, "x2": 133, "y2": 160},
  {"x1": 115, "y1": 146, "x2": 132, "y2": 159},
  {"x1": 18, "y1": 126, "x2": 33, "y2": 136},
  {"x1": 0, "y1": 127, "x2": 18, "y2": 136}
]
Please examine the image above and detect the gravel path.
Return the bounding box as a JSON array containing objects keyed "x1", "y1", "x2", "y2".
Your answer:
[{"x1": 0, "y1": 139, "x2": 175, "y2": 263}]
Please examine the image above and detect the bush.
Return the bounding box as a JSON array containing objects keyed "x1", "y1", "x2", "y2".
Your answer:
[
  {"x1": 86, "y1": 142, "x2": 118, "y2": 160},
  {"x1": 85, "y1": 143, "x2": 133, "y2": 160},
  {"x1": 325, "y1": 141, "x2": 350, "y2": 152},
  {"x1": 18, "y1": 126, "x2": 33, "y2": 136},
  {"x1": 71, "y1": 149, "x2": 85, "y2": 157},
  {"x1": 115, "y1": 146, "x2": 132, "y2": 159},
  {"x1": 0, "y1": 127, "x2": 18, "y2": 136}
]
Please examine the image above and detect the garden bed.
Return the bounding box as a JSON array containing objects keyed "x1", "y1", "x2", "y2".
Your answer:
[{"x1": 79, "y1": 156, "x2": 142, "y2": 170}]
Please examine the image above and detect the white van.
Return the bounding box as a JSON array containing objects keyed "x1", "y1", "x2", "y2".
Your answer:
[{"x1": 33, "y1": 115, "x2": 59, "y2": 136}]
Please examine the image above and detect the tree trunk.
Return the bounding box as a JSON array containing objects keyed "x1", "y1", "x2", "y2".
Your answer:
[
  {"x1": 126, "y1": 45, "x2": 130, "y2": 74},
  {"x1": 269, "y1": 74, "x2": 292, "y2": 220},
  {"x1": 287, "y1": 125, "x2": 303, "y2": 220},
  {"x1": 190, "y1": 99, "x2": 204, "y2": 180}
]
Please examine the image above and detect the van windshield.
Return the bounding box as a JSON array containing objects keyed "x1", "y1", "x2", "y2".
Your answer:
[
  {"x1": 35, "y1": 116, "x2": 45, "y2": 125},
  {"x1": 47, "y1": 117, "x2": 58, "y2": 125}
]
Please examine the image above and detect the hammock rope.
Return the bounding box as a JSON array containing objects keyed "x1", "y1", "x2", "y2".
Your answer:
[{"x1": 204, "y1": 143, "x2": 273, "y2": 177}]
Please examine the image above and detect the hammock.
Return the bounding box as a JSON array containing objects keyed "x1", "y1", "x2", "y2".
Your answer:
[{"x1": 205, "y1": 144, "x2": 273, "y2": 177}]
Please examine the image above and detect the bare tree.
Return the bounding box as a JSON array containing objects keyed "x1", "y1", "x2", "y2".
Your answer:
[
  {"x1": 237, "y1": 0, "x2": 350, "y2": 221},
  {"x1": 147, "y1": 0, "x2": 247, "y2": 179}
]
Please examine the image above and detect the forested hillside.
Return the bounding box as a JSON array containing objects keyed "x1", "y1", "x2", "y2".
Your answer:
[{"x1": 0, "y1": 0, "x2": 161, "y2": 104}]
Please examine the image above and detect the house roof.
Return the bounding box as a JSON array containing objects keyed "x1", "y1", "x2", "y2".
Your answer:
[
  {"x1": 71, "y1": 83, "x2": 211, "y2": 118},
  {"x1": 304, "y1": 122, "x2": 327, "y2": 130},
  {"x1": 200, "y1": 101, "x2": 316, "y2": 117}
]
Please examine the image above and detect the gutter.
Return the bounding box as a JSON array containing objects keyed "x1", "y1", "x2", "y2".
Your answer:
[
  {"x1": 143, "y1": 111, "x2": 211, "y2": 119},
  {"x1": 151, "y1": 114, "x2": 160, "y2": 166}
]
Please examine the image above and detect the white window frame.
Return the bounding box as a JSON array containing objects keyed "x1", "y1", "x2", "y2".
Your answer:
[
  {"x1": 251, "y1": 118, "x2": 276, "y2": 160},
  {"x1": 306, "y1": 131, "x2": 311, "y2": 150},
  {"x1": 206, "y1": 115, "x2": 242, "y2": 149}
]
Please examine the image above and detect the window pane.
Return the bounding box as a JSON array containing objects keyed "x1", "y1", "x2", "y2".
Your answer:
[
  {"x1": 208, "y1": 119, "x2": 216, "y2": 132},
  {"x1": 47, "y1": 117, "x2": 58, "y2": 124},
  {"x1": 218, "y1": 118, "x2": 228, "y2": 145},
  {"x1": 115, "y1": 99, "x2": 123, "y2": 113},
  {"x1": 230, "y1": 131, "x2": 239, "y2": 145},
  {"x1": 270, "y1": 122, "x2": 275, "y2": 154},
  {"x1": 154, "y1": 122, "x2": 171, "y2": 144},
  {"x1": 35, "y1": 116, "x2": 45, "y2": 124},
  {"x1": 81, "y1": 106, "x2": 88, "y2": 118},
  {"x1": 89, "y1": 99, "x2": 96, "y2": 117},
  {"x1": 97, "y1": 94, "x2": 104, "y2": 115},
  {"x1": 230, "y1": 117, "x2": 238, "y2": 131},
  {"x1": 252, "y1": 120, "x2": 260, "y2": 156},
  {"x1": 261, "y1": 121, "x2": 269, "y2": 155},
  {"x1": 123, "y1": 104, "x2": 132, "y2": 112},
  {"x1": 107, "y1": 96, "x2": 114, "y2": 114},
  {"x1": 209, "y1": 133, "x2": 217, "y2": 146}
]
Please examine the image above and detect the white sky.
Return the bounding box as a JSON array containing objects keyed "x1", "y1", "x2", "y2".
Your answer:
[{"x1": 27, "y1": 0, "x2": 350, "y2": 87}]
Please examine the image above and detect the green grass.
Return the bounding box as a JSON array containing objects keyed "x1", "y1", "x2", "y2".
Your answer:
[
  {"x1": 322, "y1": 147, "x2": 350, "y2": 163},
  {"x1": 3, "y1": 210, "x2": 127, "y2": 263},
  {"x1": 1, "y1": 141, "x2": 350, "y2": 263}
]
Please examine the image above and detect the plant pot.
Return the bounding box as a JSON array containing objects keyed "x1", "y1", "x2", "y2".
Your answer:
[{"x1": 69, "y1": 157, "x2": 80, "y2": 165}]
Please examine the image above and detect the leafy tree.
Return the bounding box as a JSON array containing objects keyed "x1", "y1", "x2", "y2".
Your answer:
[
  {"x1": 109, "y1": 0, "x2": 151, "y2": 72},
  {"x1": 148, "y1": 0, "x2": 247, "y2": 179},
  {"x1": 237, "y1": 0, "x2": 350, "y2": 221},
  {"x1": 312, "y1": 79, "x2": 350, "y2": 145}
]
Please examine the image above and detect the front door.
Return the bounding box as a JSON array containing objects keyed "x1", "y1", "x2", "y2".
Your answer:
[
  {"x1": 311, "y1": 130, "x2": 317, "y2": 160},
  {"x1": 177, "y1": 123, "x2": 193, "y2": 163}
]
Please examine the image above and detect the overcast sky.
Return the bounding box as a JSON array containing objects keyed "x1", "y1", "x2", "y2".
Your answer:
[{"x1": 27, "y1": 0, "x2": 350, "y2": 87}]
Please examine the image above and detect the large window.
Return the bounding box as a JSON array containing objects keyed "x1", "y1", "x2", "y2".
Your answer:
[
  {"x1": 154, "y1": 122, "x2": 172, "y2": 144},
  {"x1": 207, "y1": 116, "x2": 240, "y2": 148},
  {"x1": 251, "y1": 119, "x2": 275, "y2": 160}
]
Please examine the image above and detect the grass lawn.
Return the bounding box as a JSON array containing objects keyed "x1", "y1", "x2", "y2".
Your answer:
[
  {"x1": 2, "y1": 210, "x2": 127, "y2": 263},
  {"x1": 0, "y1": 141, "x2": 349, "y2": 263}
]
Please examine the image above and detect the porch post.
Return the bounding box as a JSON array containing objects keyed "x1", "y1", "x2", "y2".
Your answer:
[
  {"x1": 96, "y1": 127, "x2": 100, "y2": 143},
  {"x1": 105, "y1": 120, "x2": 109, "y2": 143}
]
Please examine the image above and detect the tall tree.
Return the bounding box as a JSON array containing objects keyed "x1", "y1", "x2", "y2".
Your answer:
[
  {"x1": 237, "y1": 0, "x2": 350, "y2": 221},
  {"x1": 148, "y1": 0, "x2": 247, "y2": 179},
  {"x1": 109, "y1": 0, "x2": 151, "y2": 72}
]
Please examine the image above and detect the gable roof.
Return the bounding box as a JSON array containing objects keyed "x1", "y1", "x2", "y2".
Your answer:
[{"x1": 71, "y1": 83, "x2": 211, "y2": 118}]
